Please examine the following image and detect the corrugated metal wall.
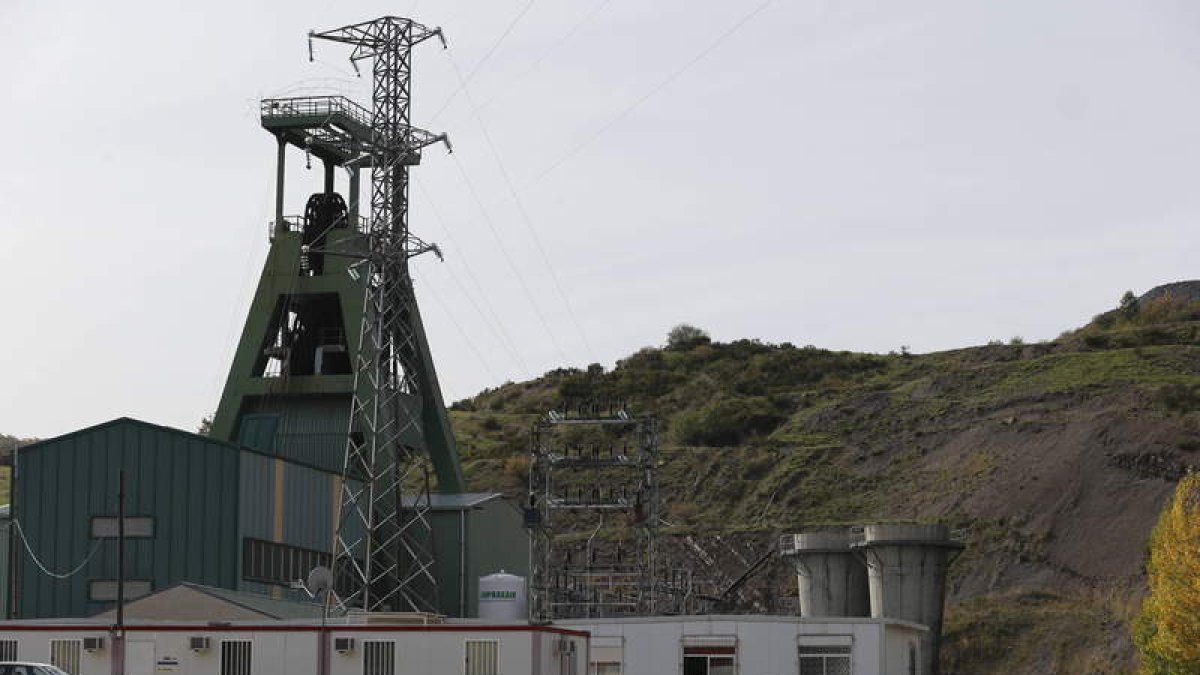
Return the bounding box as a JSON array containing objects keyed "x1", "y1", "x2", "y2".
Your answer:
[
  {"x1": 236, "y1": 452, "x2": 339, "y2": 599},
  {"x1": 242, "y1": 396, "x2": 349, "y2": 472},
  {"x1": 14, "y1": 419, "x2": 240, "y2": 618},
  {"x1": 466, "y1": 500, "x2": 529, "y2": 617},
  {"x1": 429, "y1": 498, "x2": 529, "y2": 617},
  {"x1": 0, "y1": 511, "x2": 10, "y2": 617}
]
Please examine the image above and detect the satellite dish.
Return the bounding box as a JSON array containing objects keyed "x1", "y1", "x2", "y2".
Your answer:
[{"x1": 305, "y1": 566, "x2": 334, "y2": 599}]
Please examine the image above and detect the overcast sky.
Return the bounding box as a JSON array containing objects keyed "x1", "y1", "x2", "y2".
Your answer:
[{"x1": 3, "y1": 0, "x2": 1200, "y2": 439}]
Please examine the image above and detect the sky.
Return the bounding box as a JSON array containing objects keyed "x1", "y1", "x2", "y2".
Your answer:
[{"x1": 3, "y1": 0, "x2": 1200, "y2": 439}]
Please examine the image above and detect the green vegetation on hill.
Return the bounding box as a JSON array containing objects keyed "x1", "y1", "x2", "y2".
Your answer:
[{"x1": 451, "y1": 295, "x2": 1200, "y2": 674}]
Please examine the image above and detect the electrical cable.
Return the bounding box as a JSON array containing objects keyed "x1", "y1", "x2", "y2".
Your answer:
[
  {"x1": 474, "y1": 0, "x2": 616, "y2": 112},
  {"x1": 450, "y1": 152, "x2": 571, "y2": 363},
  {"x1": 518, "y1": 0, "x2": 777, "y2": 193},
  {"x1": 415, "y1": 273, "x2": 503, "y2": 386},
  {"x1": 427, "y1": 0, "x2": 539, "y2": 124},
  {"x1": 444, "y1": 52, "x2": 596, "y2": 361},
  {"x1": 414, "y1": 179, "x2": 533, "y2": 377},
  {"x1": 13, "y1": 519, "x2": 104, "y2": 580}
]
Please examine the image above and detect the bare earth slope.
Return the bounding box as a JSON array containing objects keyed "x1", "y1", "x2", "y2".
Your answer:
[{"x1": 449, "y1": 290, "x2": 1200, "y2": 674}]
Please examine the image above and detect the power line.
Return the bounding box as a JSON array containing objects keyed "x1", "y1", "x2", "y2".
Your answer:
[
  {"x1": 416, "y1": 273, "x2": 502, "y2": 389},
  {"x1": 427, "y1": 0, "x2": 540, "y2": 124},
  {"x1": 450, "y1": 152, "x2": 571, "y2": 363},
  {"x1": 475, "y1": 0, "x2": 616, "y2": 112},
  {"x1": 445, "y1": 52, "x2": 596, "y2": 361},
  {"x1": 413, "y1": 179, "x2": 533, "y2": 378},
  {"x1": 519, "y1": 0, "x2": 777, "y2": 192},
  {"x1": 14, "y1": 519, "x2": 104, "y2": 580}
]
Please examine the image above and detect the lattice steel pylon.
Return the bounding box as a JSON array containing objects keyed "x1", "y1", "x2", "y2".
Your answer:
[
  {"x1": 527, "y1": 405, "x2": 691, "y2": 621},
  {"x1": 309, "y1": 16, "x2": 451, "y2": 614}
]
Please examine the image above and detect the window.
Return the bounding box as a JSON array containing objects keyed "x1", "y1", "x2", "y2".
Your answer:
[
  {"x1": 590, "y1": 637, "x2": 622, "y2": 675},
  {"x1": 89, "y1": 580, "x2": 152, "y2": 601},
  {"x1": 683, "y1": 647, "x2": 735, "y2": 675},
  {"x1": 49, "y1": 640, "x2": 81, "y2": 675},
  {"x1": 907, "y1": 643, "x2": 917, "y2": 675},
  {"x1": 220, "y1": 640, "x2": 252, "y2": 675},
  {"x1": 363, "y1": 641, "x2": 395, "y2": 675},
  {"x1": 798, "y1": 646, "x2": 851, "y2": 675},
  {"x1": 90, "y1": 517, "x2": 154, "y2": 538},
  {"x1": 465, "y1": 640, "x2": 499, "y2": 675},
  {"x1": 241, "y1": 538, "x2": 331, "y2": 586},
  {"x1": 0, "y1": 640, "x2": 15, "y2": 661}
]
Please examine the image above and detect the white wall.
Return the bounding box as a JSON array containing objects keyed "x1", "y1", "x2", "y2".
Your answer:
[
  {"x1": 7, "y1": 630, "x2": 311, "y2": 675},
  {"x1": 3, "y1": 625, "x2": 588, "y2": 675},
  {"x1": 882, "y1": 625, "x2": 923, "y2": 675},
  {"x1": 557, "y1": 616, "x2": 923, "y2": 675}
]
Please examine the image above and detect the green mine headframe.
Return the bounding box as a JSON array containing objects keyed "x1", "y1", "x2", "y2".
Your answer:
[{"x1": 211, "y1": 15, "x2": 463, "y2": 613}]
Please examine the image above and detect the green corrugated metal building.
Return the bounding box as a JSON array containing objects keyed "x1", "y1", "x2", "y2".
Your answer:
[
  {"x1": 0, "y1": 504, "x2": 10, "y2": 618},
  {"x1": 7, "y1": 417, "x2": 525, "y2": 619}
]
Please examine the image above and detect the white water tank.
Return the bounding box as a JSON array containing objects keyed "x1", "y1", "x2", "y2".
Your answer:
[{"x1": 478, "y1": 570, "x2": 527, "y2": 620}]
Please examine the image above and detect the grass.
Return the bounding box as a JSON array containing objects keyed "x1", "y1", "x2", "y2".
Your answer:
[{"x1": 942, "y1": 590, "x2": 1135, "y2": 674}]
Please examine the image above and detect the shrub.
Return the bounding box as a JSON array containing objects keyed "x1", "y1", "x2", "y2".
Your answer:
[
  {"x1": 673, "y1": 397, "x2": 787, "y2": 446},
  {"x1": 503, "y1": 455, "x2": 530, "y2": 484},
  {"x1": 1154, "y1": 384, "x2": 1200, "y2": 413},
  {"x1": 666, "y1": 324, "x2": 711, "y2": 350}
]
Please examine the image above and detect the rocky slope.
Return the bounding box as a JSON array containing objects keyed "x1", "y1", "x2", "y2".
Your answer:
[{"x1": 449, "y1": 286, "x2": 1200, "y2": 674}]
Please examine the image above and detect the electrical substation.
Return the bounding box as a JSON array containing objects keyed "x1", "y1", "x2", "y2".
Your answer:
[{"x1": 0, "y1": 15, "x2": 961, "y2": 675}]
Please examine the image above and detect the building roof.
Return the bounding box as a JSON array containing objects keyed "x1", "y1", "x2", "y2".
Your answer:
[
  {"x1": 554, "y1": 614, "x2": 930, "y2": 633},
  {"x1": 18, "y1": 417, "x2": 241, "y2": 456},
  {"x1": 17, "y1": 416, "x2": 342, "y2": 476},
  {"x1": 91, "y1": 582, "x2": 327, "y2": 622},
  {"x1": 402, "y1": 493, "x2": 504, "y2": 510}
]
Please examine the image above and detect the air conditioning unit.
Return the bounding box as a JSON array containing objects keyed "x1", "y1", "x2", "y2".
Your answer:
[
  {"x1": 334, "y1": 637, "x2": 355, "y2": 654},
  {"x1": 189, "y1": 636, "x2": 211, "y2": 652},
  {"x1": 83, "y1": 637, "x2": 105, "y2": 652}
]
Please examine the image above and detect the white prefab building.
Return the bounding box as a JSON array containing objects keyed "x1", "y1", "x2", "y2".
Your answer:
[
  {"x1": 0, "y1": 620, "x2": 589, "y2": 675},
  {"x1": 556, "y1": 615, "x2": 927, "y2": 675}
]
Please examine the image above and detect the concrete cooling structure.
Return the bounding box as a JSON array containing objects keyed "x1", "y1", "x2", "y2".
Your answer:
[
  {"x1": 786, "y1": 531, "x2": 871, "y2": 618},
  {"x1": 782, "y1": 523, "x2": 963, "y2": 675}
]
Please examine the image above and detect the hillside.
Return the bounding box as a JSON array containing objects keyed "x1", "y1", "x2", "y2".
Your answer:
[{"x1": 449, "y1": 287, "x2": 1200, "y2": 674}]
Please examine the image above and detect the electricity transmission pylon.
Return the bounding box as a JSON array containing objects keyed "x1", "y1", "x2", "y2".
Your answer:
[{"x1": 309, "y1": 16, "x2": 451, "y2": 614}]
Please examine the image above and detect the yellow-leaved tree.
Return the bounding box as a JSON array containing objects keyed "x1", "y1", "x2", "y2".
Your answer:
[{"x1": 1135, "y1": 472, "x2": 1200, "y2": 674}]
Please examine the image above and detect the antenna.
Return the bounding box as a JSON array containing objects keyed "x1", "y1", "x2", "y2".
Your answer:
[{"x1": 305, "y1": 566, "x2": 335, "y2": 599}]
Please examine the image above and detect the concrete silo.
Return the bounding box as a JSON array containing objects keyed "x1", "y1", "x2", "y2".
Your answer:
[
  {"x1": 781, "y1": 531, "x2": 870, "y2": 618},
  {"x1": 854, "y1": 523, "x2": 963, "y2": 675}
]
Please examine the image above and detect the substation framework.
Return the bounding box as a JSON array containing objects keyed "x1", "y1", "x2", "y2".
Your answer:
[
  {"x1": 527, "y1": 407, "x2": 692, "y2": 621},
  {"x1": 303, "y1": 16, "x2": 452, "y2": 614}
]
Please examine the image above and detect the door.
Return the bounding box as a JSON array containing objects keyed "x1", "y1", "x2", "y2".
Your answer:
[{"x1": 126, "y1": 641, "x2": 155, "y2": 675}]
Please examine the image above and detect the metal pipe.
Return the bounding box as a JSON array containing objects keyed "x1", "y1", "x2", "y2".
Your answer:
[
  {"x1": 349, "y1": 167, "x2": 361, "y2": 230},
  {"x1": 115, "y1": 469, "x2": 126, "y2": 675},
  {"x1": 459, "y1": 508, "x2": 467, "y2": 617},
  {"x1": 323, "y1": 159, "x2": 335, "y2": 195},
  {"x1": 275, "y1": 136, "x2": 287, "y2": 228},
  {"x1": 8, "y1": 444, "x2": 19, "y2": 619}
]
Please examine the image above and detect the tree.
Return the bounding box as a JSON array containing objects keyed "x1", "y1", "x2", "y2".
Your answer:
[
  {"x1": 666, "y1": 324, "x2": 710, "y2": 350},
  {"x1": 1135, "y1": 472, "x2": 1200, "y2": 673},
  {"x1": 1120, "y1": 290, "x2": 1140, "y2": 320}
]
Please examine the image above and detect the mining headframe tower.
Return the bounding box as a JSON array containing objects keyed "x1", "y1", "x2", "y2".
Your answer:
[{"x1": 211, "y1": 15, "x2": 458, "y2": 614}]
